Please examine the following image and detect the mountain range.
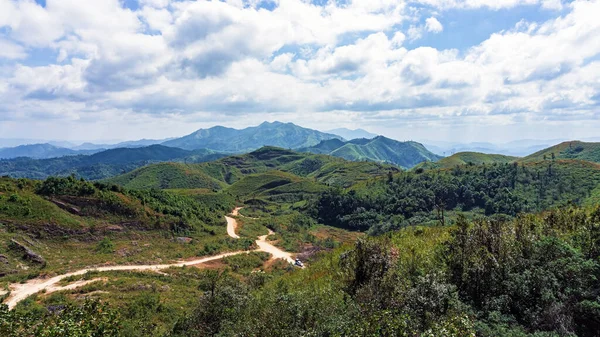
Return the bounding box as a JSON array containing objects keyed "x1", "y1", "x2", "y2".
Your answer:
[
  {"x1": 0, "y1": 143, "x2": 100, "y2": 159},
  {"x1": 162, "y1": 121, "x2": 343, "y2": 152},
  {"x1": 2, "y1": 121, "x2": 600, "y2": 182},
  {"x1": 299, "y1": 136, "x2": 442, "y2": 169},
  {"x1": 0, "y1": 145, "x2": 225, "y2": 180}
]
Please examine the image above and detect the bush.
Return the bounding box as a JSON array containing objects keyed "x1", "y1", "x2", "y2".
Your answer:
[{"x1": 96, "y1": 237, "x2": 115, "y2": 253}]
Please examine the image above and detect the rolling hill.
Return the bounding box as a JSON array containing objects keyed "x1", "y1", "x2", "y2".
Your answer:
[
  {"x1": 519, "y1": 141, "x2": 600, "y2": 163},
  {"x1": 414, "y1": 152, "x2": 518, "y2": 170},
  {"x1": 0, "y1": 143, "x2": 99, "y2": 159},
  {"x1": 0, "y1": 145, "x2": 226, "y2": 180},
  {"x1": 162, "y1": 121, "x2": 343, "y2": 152},
  {"x1": 300, "y1": 136, "x2": 442, "y2": 169},
  {"x1": 106, "y1": 147, "x2": 399, "y2": 191}
]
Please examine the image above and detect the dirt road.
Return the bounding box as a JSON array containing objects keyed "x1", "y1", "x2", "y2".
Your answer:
[
  {"x1": 3, "y1": 208, "x2": 296, "y2": 309},
  {"x1": 256, "y1": 230, "x2": 294, "y2": 264},
  {"x1": 226, "y1": 207, "x2": 242, "y2": 239}
]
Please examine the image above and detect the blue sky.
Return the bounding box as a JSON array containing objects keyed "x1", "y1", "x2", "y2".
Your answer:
[{"x1": 0, "y1": 0, "x2": 598, "y2": 143}]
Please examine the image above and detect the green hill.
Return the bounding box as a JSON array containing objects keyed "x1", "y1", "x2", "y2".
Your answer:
[
  {"x1": 314, "y1": 159, "x2": 600, "y2": 231},
  {"x1": 519, "y1": 141, "x2": 600, "y2": 163},
  {"x1": 162, "y1": 121, "x2": 343, "y2": 152},
  {"x1": 0, "y1": 145, "x2": 226, "y2": 180},
  {"x1": 0, "y1": 175, "x2": 236, "y2": 282},
  {"x1": 106, "y1": 162, "x2": 227, "y2": 190},
  {"x1": 226, "y1": 171, "x2": 327, "y2": 203},
  {"x1": 0, "y1": 143, "x2": 97, "y2": 159},
  {"x1": 107, "y1": 147, "x2": 398, "y2": 190},
  {"x1": 415, "y1": 152, "x2": 517, "y2": 170},
  {"x1": 300, "y1": 136, "x2": 441, "y2": 169}
]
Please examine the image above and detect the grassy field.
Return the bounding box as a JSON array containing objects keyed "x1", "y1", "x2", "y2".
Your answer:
[
  {"x1": 519, "y1": 141, "x2": 600, "y2": 163},
  {"x1": 415, "y1": 151, "x2": 517, "y2": 170}
]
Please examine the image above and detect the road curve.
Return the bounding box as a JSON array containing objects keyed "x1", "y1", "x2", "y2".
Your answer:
[
  {"x1": 3, "y1": 208, "x2": 296, "y2": 309},
  {"x1": 226, "y1": 207, "x2": 242, "y2": 239},
  {"x1": 256, "y1": 230, "x2": 294, "y2": 264}
]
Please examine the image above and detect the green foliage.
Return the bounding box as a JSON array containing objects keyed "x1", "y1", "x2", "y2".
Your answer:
[
  {"x1": 36, "y1": 176, "x2": 96, "y2": 196},
  {"x1": 0, "y1": 299, "x2": 121, "y2": 337},
  {"x1": 222, "y1": 252, "x2": 270, "y2": 274},
  {"x1": 444, "y1": 209, "x2": 600, "y2": 336},
  {"x1": 97, "y1": 237, "x2": 115, "y2": 253},
  {"x1": 313, "y1": 160, "x2": 600, "y2": 232},
  {"x1": 167, "y1": 206, "x2": 600, "y2": 337},
  {"x1": 521, "y1": 141, "x2": 600, "y2": 164},
  {"x1": 416, "y1": 151, "x2": 517, "y2": 170}
]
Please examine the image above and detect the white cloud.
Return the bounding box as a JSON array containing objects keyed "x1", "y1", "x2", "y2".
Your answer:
[
  {"x1": 413, "y1": 0, "x2": 549, "y2": 10},
  {"x1": 425, "y1": 17, "x2": 443, "y2": 33},
  {"x1": 0, "y1": 38, "x2": 26, "y2": 59},
  {"x1": 0, "y1": 0, "x2": 598, "y2": 141}
]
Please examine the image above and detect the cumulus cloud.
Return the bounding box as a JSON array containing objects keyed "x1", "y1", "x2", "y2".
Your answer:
[
  {"x1": 0, "y1": 0, "x2": 598, "y2": 141},
  {"x1": 0, "y1": 38, "x2": 26, "y2": 59},
  {"x1": 425, "y1": 17, "x2": 443, "y2": 33}
]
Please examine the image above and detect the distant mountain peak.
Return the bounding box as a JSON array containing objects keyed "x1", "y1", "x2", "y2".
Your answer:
[
  {"x1": 162, "y1": 122, "x2": 343, "y2": 152},
  {"x1": 300, "y1": 136, "x2": 441, "y2": 169}
]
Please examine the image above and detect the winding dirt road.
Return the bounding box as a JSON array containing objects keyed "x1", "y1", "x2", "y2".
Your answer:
[
  {"x1": 2, "y1": 208, "x2": 296, "y2": 309},
  {"x1": 226, "y1": 207, "x2": 242, "y2": 239}
]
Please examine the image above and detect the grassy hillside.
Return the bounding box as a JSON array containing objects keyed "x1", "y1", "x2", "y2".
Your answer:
[
  {"x1": 0, "y1": 176, "x2": 239, "y2": 283},
  {"x1": 415, "y1": 151, "x2": 517, "y2": 170},
  {"x1": 226, "y1": 171, "x2": 327, "y2": 203},
  {"x1": 107, "y1": 147, "x2": 398, "y2": 190},
  {"x1": 301, "y1": 136, "x2": 442, "y2": 169},
  {"x1": 520, "y1": 141, "x2": 600, "y2": 163},
  {"x1": 106, "y1": 162, "x2": 227, "y2": 190},
  {"x1": 0, "y1": 145, "x2": 225, "y2": 180}
]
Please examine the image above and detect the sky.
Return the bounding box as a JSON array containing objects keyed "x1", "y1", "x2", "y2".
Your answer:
[{"x1": 0, "y1": 0, "x2": 599, "y2": 143}]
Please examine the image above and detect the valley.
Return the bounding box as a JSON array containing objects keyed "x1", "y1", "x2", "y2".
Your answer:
[{"x1": 1, "y1": 125, "x2": 600, "y2": 337}]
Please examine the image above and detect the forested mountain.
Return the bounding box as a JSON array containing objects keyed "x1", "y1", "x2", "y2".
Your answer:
[
  {"x1": 520, "y1": 141, "x2": 600, "y2": 163},
  {"x1": 0, "y1": 145, "x2": 225, "y2": 180},
  {"x1": 300, "y1": 136, "x2": 442, "y2": 168},
  {"x1": 162, "y1": 121, "x2": 343, "y2": 152},
  {"x1": 415, "y1": 152, "x2": 518, "y2": 170},
  {"x1": 0, "y1": 143, "x2": 99, "y2": 159}
]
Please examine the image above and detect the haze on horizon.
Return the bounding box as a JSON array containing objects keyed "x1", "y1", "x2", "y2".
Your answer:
[{"x1": 0, "y1": 0, "x2": 599, "y2": 144}]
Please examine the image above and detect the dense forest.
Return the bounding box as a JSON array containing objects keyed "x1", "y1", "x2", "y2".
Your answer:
[{"x1": 312, "y1": 160, "x2": 600, "y2": 233}]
